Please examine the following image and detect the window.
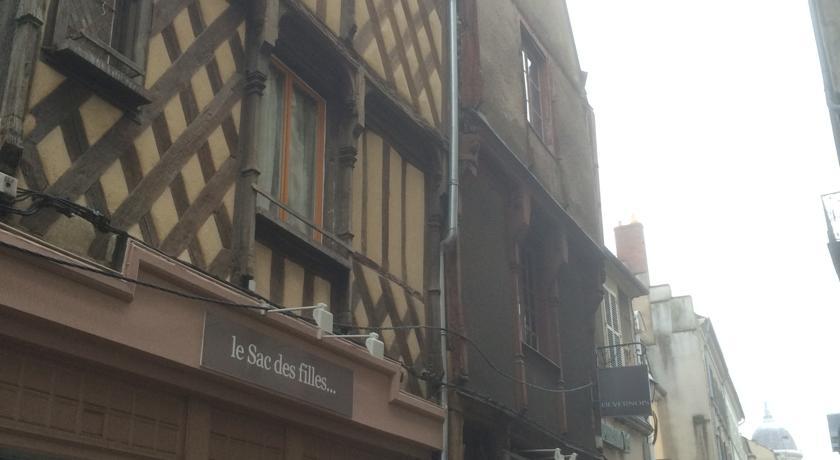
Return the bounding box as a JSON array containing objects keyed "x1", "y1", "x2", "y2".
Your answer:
[
  {"x1": 521, "y1": 31, "x2": 546, "y2": 137},
  {"x1": 518, "y1": 244, "x2": 539, "y2": 349},
  {"x1": 707, "y1": 362, "x2": 729, "y2": 430},
  {"x1": 44, "y1": 0, "x2": 152, "y2": 107},
  {"x1": 258, "y1": 61, "x2": 326, "y2": 240},
  {"x1": 716, "y1": 434, "x2": 730, "y2": 460},
  {"x1": 603, "y1": 288, "x2": 623, "y2": 366}
]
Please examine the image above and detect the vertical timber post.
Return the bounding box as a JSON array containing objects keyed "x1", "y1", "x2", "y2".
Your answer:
[
  {"x1": 0, "y1": 0, "x2": 46, "y2": 175},
  {"x1": 333, "y1": 67, "x2": 364, "y2": 325},
  {"x1": 231, "y1": 0, "x2": 267, "y2": 288}
]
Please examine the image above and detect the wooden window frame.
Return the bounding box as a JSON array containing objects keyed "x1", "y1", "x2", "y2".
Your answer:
[
  {"x1": 518, "y1": 243, "x2": 539, "y2": 350},
  {"x1": 520, "y1": 28, "x2": 548, "y2": 140},
  {"x1": 43, "y1": 0, "x2": 153, "y2": 108},
  {"x1": 270, "y1": 59, "x2": 328, "y2": 243}
]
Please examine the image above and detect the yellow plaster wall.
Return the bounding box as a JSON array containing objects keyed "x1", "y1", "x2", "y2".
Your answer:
[
  {"x1": 387, "y1": 149, "x2": 403, "y2": 275},
  {"x1": 37, "y1": 128, "x2": 71, "y2": 184},
  {"x1": 282, "y1": 259, "x2": 306, "y2": 308},
  {"x1": 19, "y1": 0, "x2": 244, "y2": 275},
  {"x1": 254, "y1": 241, "x2": 273, "y2": 299},
  {"x1": 350, "y1": 129, "x2": 428, "y2": 379},
  {"x1": 145, "y1": 34, "x2": 170, "y2": 88},
  {"x1": 364, "y1": 132, "x2": 384, "y2": 265},
  {"x1": 197, "y1": 217, "x2": 224, "y2": 264},
  {"x1": 314, "y1": 276, "x2": 331, "y2": 307},
  {"x1": 354, "y1": 0, "x2": 444, "y2": 129},
  {"x1": 297, "y1": 0, "x2": 445, "y2": 128},
  {"x1": 27, "y1": 62, "x2": 64, "y2": 109},
  {"x1": 354, "y1": 130, "x2": 425, "y2": 290},
  {"x1": 404, "y1": 162, "x2": 425, "y2": 292}
]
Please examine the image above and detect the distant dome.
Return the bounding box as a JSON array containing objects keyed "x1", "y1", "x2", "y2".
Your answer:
[
  {"x1": 751, "y1": 405, "x2": 803, "y2": 460},
  {"x1": 753, "y1": 421, "x2": 798, "y2": 450}
]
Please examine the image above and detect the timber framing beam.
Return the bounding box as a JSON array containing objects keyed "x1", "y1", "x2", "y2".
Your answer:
[
  {"x1": 0, "y1": 0, "x2": 46, "y2": 175},
  {"x1": 231, "y1": 0, "x2": 267, "y2": 287}
]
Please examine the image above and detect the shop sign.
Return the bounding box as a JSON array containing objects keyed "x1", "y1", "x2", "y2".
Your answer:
[
  {"x1": 597, "y1": 364, "x2": 652, "y2": 416},
  {"x1": 201, "y1": 312, "x2": 354, "y2": 417}
]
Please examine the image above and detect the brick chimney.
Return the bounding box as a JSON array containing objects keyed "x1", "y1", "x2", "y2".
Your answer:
[{"x1": 615, "y1": 221, "x2": 649, "y2": 286}]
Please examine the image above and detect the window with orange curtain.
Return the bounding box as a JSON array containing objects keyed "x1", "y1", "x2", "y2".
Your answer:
[{"x1": 259, "y1": 61, "x2": 327, "y2": 240}]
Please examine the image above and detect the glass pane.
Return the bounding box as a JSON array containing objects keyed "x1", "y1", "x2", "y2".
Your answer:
[
  {"x1": 59, "y1": 0, "x2": 116, "y2": 67},
  {"x1": 528, "y1": 60, "x2": 542, "y2": 116},
  {"x1": 522, "y1": 47, "x2": 544, "y2": 136},
  {"x1": 256, "y1": 72, "x2": 285, "y2": 213},
  {"x1": 72, "y1": 0, "x2": 117, "y2": 45},
  {"x1": 111, "y1": 0, "x2": 139, "y2": 58},
  {"x1": 287, "y1": 85, "x2": 318, "y2": 234},
  {"x1": 522, "y1": 51, "x2": 531, "y2": 123}
]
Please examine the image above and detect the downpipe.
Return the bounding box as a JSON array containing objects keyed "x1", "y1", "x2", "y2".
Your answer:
[{"x1": 440, "y1": 0, "x2": 459, "y2": 458}]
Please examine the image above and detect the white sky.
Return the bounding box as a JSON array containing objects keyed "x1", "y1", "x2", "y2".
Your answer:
[{"x1": 565, "y1": 0, "x2": 840, "y2": 458}]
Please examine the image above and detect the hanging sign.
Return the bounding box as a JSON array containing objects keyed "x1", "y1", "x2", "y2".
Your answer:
[
  {"x1": 597, "y1": 364, "x2": 652, "y2": 417},
  {"x1": 201, "y1": 312, "x2": 354, "y2": 417}
]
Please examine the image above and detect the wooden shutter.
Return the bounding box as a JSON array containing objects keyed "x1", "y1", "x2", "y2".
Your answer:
[{"x1": 44, "y1": 0, "x2": 152, "y2": 107}]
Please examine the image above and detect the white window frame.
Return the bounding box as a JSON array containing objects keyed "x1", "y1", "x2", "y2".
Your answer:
[{"x1": 602, "y1": 286, "x2": 623, "y2": 366}]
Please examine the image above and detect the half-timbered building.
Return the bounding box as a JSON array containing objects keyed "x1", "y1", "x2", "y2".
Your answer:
[
  {"x1": 446, "y1": 0, "x2": 607, "y2": 459},
  {"x1": 0, "y1": 0, "x2": 448, "y2": 458},
  {"x1": 0, "y1": 0, "x2": 620, "y2": 458}
]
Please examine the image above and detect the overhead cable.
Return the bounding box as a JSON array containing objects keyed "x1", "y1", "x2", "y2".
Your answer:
[
  {"x1": 0, "y1": 239, "x2": 272, "y2": 313},
  {"x1": 336, "y1": 322, "x2": 594, "y2": 394},
  {"x1": 1, "y1": 188, "x2": 595, "y2": 396}
]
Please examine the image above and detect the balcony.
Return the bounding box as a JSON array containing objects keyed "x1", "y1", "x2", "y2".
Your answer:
[
  {"x1": 596, "y1": 343, "x2": 652, "y2": 420},
  {"x1": 822, "y1": 192, "x2": 840, "y2": 280},
  {"x1": 596, "y1": 342, "x2": 647, "y2": 369}
]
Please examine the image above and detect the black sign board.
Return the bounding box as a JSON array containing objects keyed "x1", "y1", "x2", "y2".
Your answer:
[
  {"x1": 597, "y1": 365, "x2": 652, "y2": 417},
  {"x1": 201, "y1": 312, "x2": 354, "y2": 417}
]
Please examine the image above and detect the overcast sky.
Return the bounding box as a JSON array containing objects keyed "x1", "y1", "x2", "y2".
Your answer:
[{"x1": 565, "y1": 0, "x2": 840, "y2": 458}]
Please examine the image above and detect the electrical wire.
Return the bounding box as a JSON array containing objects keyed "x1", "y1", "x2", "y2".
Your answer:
[
  {"x1": 3, "y1": 227, "x2": 594, "y2": 395},
  {"x1": 451, "y1": 384, "x2": 605, "y2": 460},
  {"x1": 1, "y1": 192, "x2": 612, "y2": 459},
  {"x1": 0, "y1": 238, "x2": 276, "y2": 313},
  {"x1": 3, "y1": 188, "x2": 593, "y2": 395},
  {"x1": 397, "y1": 362, "x2": 600, "y2": 459},
  {"x1": 0, "y1": 188, "x2": 330, "y2": 322},
  {"x1": 336, "y1": 322, "x2": 594, "y2": 394},
  {"x1": 1, "y1": 187, "x2": 125, "y2": 234}
]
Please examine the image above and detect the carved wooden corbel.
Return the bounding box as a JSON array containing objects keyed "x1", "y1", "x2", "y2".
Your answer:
[{"x1": 334, "y1": 66, "x2": 365, "y2": 246}]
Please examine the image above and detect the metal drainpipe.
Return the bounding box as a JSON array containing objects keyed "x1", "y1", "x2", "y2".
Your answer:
[{"x1": 440, "y1": 0, "x2": 459, "y2": 458}]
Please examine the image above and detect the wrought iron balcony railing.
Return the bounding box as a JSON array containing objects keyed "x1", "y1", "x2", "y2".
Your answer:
[{"x1": 596, "y1": 342, "x2": 647, "y2": 369}]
